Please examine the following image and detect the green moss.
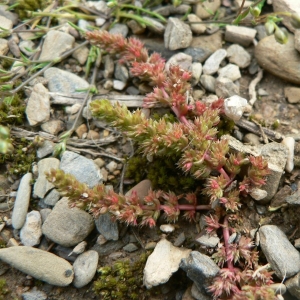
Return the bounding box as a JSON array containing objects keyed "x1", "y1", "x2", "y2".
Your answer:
[
  {"x1": 14, "y1": 0, "x2": 49, "y2": 19},
  {"x1": 0, "y1": 279, "x2": 9, "y2": 300},
  {"x1": 0, "y1": 94, "x2": 26, "y2": 125},
  {"x1": 125, "y1": 154, "x2": 197, "y2": 193},
  {"x1": 93, "y1": 252, "x2": 150, "y2": 299},
  {"x1": 0, "y1": 137, "x2": 37, "y2": 176}
]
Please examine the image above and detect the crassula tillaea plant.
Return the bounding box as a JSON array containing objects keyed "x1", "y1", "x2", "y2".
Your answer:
[{"x1": 46, "y1": 30, "x2": 279, "y2": 299}]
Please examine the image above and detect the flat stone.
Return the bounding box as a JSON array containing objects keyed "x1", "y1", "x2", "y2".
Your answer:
[
  {"x1": 217, "y1": 64, "x2": 241, "y2": 81},
  {"x1": 44, "y1": 67, "x2": 89, "y2": 94},
  {"x1": 215, "y1": 77, "x2": 239, "y2": 98},
  {"x1": 0, "y1": 38, "x2": 8, "y2": 55},
  {"x1": 72, "y1": 43, "x2": 89, "y2": 65},
  {"x1": 114, "y1": 63, "x2": 129, "y2": 83},
  {"x1": 113, "y1": 80, "x2": 126, "y2": 90},
  {"x1": 164, "y1": 17, "x2": 192, "y2": 50},
  {"x1": 123, "y1": 243, "x2": 139, "y2": 252},
  {"x1": 187, "y1": 14, "x2": 206, "y2": 35},
  {"x1": 125, "y1": 179, "x2": 152, "y2": 199},
  {"x1": 34, "y1": 158, "x2": 60, "y2": 198},
  {"x1": 0, "y1": 5, "x2": 18, "y2": 25},
  {"x1": 22, "y1": 287, "x2": 48, "y2": 300},
  {"x1": 166, "y1": 53, "x2": 193, "y2": 73},
  {"x1": 41, "y1": 119, "x2": 65, "y2": 135},
  {"x1": 109, "y1": 23, "x2": 128, "y2": 37},
  {"x1": 227, "y1": 44, "x2": 251, "y2": 69},
  {"x1": 0, "y1": 246, "x2": 74, "y2": 286},
  {"x1": 73, "y1": 250, "x2": 99, "y2": 288},
  {"x1": 42, "y1": 197, "x2": 94, "y2": 247},
  {"x1": 255, "y1": 34, "x2": 300, "y2": 85},
  {"x1": 0, "y1": 15, "x2": 13, "y2": 32},
  {"x1": 195, "y1": 234, "x2": 220, "y2": 248},
  {"x1": 203, "y1": 49, "x2": 227, "y2": 75},
  {"x1": 60, "y1": 151, "x2": 101, "y2": 188},
  {"x1": 92, "y1": 240, "x2": 125, "y2": 257},
  {"x1": 39, "y1": 30, "x2": 75, "y2": 61},
  {"x1": 44, "y1": 188, "x2": 61, "y2": 206},
  {"x1": 12, "y1": 173, "x2": 32, "y2": 230},
  {"x1": 36, "y1": 140, "x2": 55, "y2": 158},
  {"x1": 95, "y1": 213, "x2": 119, "y2": 241},
  {"x1": 20, "y1": 211, "x2": 42, "y2": 246},
  {"x1": 194, "y1": 0, "x2": 221, "y2": 19},
  {"x1": 259, "y1": 225, "x2": 300, "y2": 279},
  {"x1": 26, "y1": 83, "x2": 50, "y2": 126},
  {"x1": 200, "y1": 75, "x2": 216, "y2": 93},
  {"x1": 225, "y1": 25, "x2": 257, "y2": 47},
  {"x1": 180, "y1": 251, "x2": 220, "y2": 294},
  {"x1": 272, "y1": 0, "x2": 300, "y2": 32},
  {"x1": 143, "y1": 16, "x2": 165, "y2": 35},
  {"x1": 286, "y1": 273, "x2": 300, "y2": 298},
  {"x1": 285, "y1": 87, "x2": 300, "y2": 103},
  {"x1": 143, "y1": 238, "x2": 191, "y2": 288},
  {"x1": 191, "y1": 62, "x2": 202, "y2": 86},
  {"x1": 19, "y1": 40, "x2": 35, "y2": 56}
]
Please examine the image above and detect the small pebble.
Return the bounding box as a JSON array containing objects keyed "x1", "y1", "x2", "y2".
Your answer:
[{"x1": 160, "y1": 224, "x2": 175, "y2": 233}]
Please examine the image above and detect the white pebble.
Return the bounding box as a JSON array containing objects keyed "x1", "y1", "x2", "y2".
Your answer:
[
  {"x1": 160, "y1": 224, "x2": 175, "y2": 233},
  {"x1": 281, "y1": 137, "x2": 295, "y2": 173},
  {"x1": 224, "y1": 95, "x2": 248, "y2": 122}
]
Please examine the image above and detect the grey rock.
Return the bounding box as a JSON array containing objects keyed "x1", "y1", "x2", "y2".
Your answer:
[
  {"x1": 164, "y1": 17, "x2": 192, "y2": 50},
  {"x1": 260, "y1": 142, "x2": 288, "y2": 202},
  {"x1": 166, "y1": 52, "x2": 193, "y2": 72},
  {"x1": 125, "y1": 179, "x2": 152, "y2": 199},
  {"x1": 69, "y1": 241, "x2": 87, "y2": 256},
  {"x1": 170, "y1": 4, "x2": 190, "y2": 15},
  {"x1": 196, "y1": 234, "x2": 220, "y2": 248},
  {"x1": 174, "y1": 232, "x2": 186, "y2": 247},
  {"x1": 218, "y1": 64, "x2": 241, "y2": 81},
  {"x1": 26, "y1": 83, "x2": 50, "y2": 126},
  {"x1": 295, "y1": 29, "x2": 300, "y2": 53},
  {"x1": 187, "y1": 14, "x2": 206, "y2": 35},
  {"x1": 227, "y1": 44, "x2": 251, "y2": 68},
  {"x1": 225, "y1": 25, "x2": 257, "y2": 47},
  {"x1": 250, "y1": 188, "x2": 268, "y2": 201},
  {"x1": 73, "y1": 250, "x2": 99, "y2": 288},
  {"x1": 22, "y1": 287, "x2": 47, "y2": 300},
  {"x1": 44, "y1": 188, "x2": 61, "y2": 206},
  {"x1": 0, "y1": 16, "x2": 13, "y2": 32},
  {"x1": 33, "y1": 157, "x2": 60, "y2": 198},
  {"x1": 143, "y1": 238, "x2": 191, "y2": 288},
  {"x1": 40, "y1": 208, "x2": 52, "y2": 223},
  {"x1": 0, "y1": 246, "x2": 74, "y2": 286},
  {"x1": 255, "y1": 34, "x2": 300, "y2": 85},
  {"x1": 19, "y1": 40, "x2": 35, "y2": 56},
  {"x1": 127, "y1": 19, "x2": 145, "y2": 35},
  {"x1": 42, "y1": 197, "x2": 94, "y2": 247},
  {"x1": 224, "y1": 95, "x2": 248, "y2": 122},
  {"x1": 259, "y1": 225, "x2": 300, "y2": 279},
  {"x1": 44, "y1": 67, "x2": 89, "y2": 94},
  {"x1": 60, "y1": 151, "x2": 101, "y2": 188},
  {"x1": 40, "y1": 119, "x2": 65, "y2": 135},
  {"x1": 87, "y1": 0, "x2": 111, "y2": 16},
  {"x1": 272, "y1": 0, "x2": 300, "y2": 32},
  {"x1": 160, "y1": 224, "x2": 175, "y2": 233},
  {"x1": 286, "y1": 272, "x2": 300, "y2": 298},
  {"x1": 191, "y1": 283, "x2": 212, "y2": 300},
  {"x1": 282, "y1": 136, "x2": 295, "y2": 173},
  {"x1": 36, "y1": 140, "x2": 55, "y2": 158},
  {"x1": 194, "y1": 0, "x2": 221, "y2": 19},
  {"x1": 191, "y1": 62, "x2": 202, "y2": 86},
  {"x1": 285, "y1": 189, "x2": 300, "y2": 205},
  {"x1": 184, "y1": 31, "x2": 222, "y2": 63},
  {"x1": 180, "y1": 251, "x2": 220, "y2": 294},
  {"x1": 114, "y1": 63, "x2": 129, "y2": 83},
  {"x1": 103, "y1": 55, "x2": 114, "y2": 78},
  {"x1": 72, "y1": 42, "x2": 89, "y2": 65},
  {"x1": 8, "y1": 37, "x2": 20, "y2": 58},
  {"x1": 95, "y1": 213, "x2": 119, "y2": 241},
  {"x1": 109, "y1": 23, "x2": 128, "y2": 37},
  {"x1": 0, "y1": 38, "x2": 9, "y2": 55},
  {"x1": 143, "y1": 17, "x2": 165, "y2": 35},
  {"x1": 202, "y1": 49, "x2": 227, "y2": 75},
  {"x1": 123, "y1": 243, "x2": 139, "y2": 252},
  {"x1": 243, "y1": 133, "x2": 261, "y2": 146},
  {"x1": 200, "y1": 75, "x2": 216, "y2": 93},
  {"x1": 20, "y1": 211, "x2": 42, "y2": 246},
  {"x1": 92, "y1": 240, "x2": 125, "y2": 256},
  {"x1": 39, "y1": 30, "x2": 74, "y2": 61},
  {"x1": 255, "y1": 24, "x2": 268, "y2": 41},
  {"x1": 12, "y1": 173, "x2": 32, "y2": 230},
  {"x1": 215, "y1": 77, "x2": 239, "y2": 98},
  {"x1": 0, "y1": 5, "x2": 18, "y2": 25}
]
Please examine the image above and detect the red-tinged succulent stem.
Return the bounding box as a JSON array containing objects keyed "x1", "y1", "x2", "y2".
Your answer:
[
  {"x1": 140, "y1": 204, "x2": 211, "y2": 211},
  {"x1": 218, "y1": 167, "x2": 231, "y2": 182},
  {"x1": 223, "y1": 216, "x2": 234, "y2": 271}
]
